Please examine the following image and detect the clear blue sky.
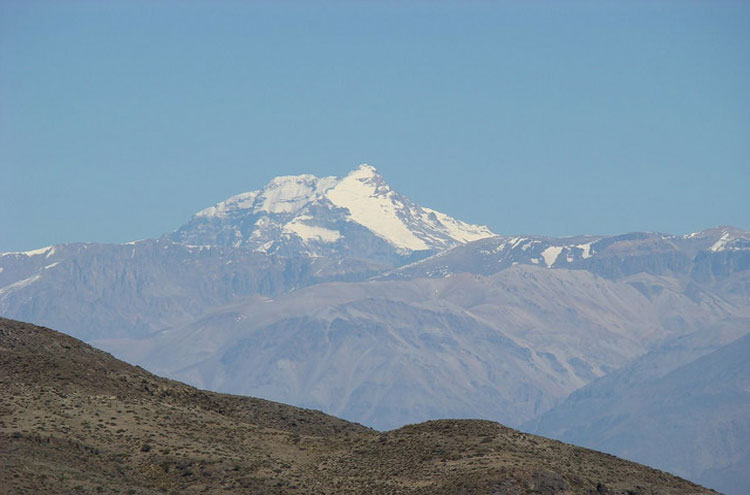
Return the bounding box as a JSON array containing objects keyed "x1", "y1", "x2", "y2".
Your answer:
[{"x1": 1, "y1": 0, "x2": 748, "y2": 251}]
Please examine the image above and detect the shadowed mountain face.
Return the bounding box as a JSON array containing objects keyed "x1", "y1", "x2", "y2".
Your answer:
[
  {"x1": 0, "y1": 240, "x2": 392, "y2": 341},
  {"x1": 102, "y1": 265, "x2": 749, "y2": 432},
  {"x1": 525, "y1": 328, "x2": 750, "y2": 495},
  {"x1": 0, "y1": 318, "x2": 716, "y2": 495}
]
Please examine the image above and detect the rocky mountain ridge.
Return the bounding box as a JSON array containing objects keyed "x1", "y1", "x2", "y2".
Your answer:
[{"x1": 384, "y1": 226, "x2": 750, "y2": 283}]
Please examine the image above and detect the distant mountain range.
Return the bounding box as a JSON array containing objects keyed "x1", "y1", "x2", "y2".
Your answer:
[
  {"x1": 1, "y1": 164, "x2": 748, "y2": 493},
  {"x1": 525, "y1": 326, "x2": 750, "y2": 495}
]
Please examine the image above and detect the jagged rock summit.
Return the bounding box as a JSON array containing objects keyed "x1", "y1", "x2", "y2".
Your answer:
[{"x1": 169, "y1": 164, "x2": 494, "y2": 258}]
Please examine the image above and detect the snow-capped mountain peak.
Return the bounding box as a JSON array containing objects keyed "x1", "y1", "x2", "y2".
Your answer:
[
  {"x1": 256, "y1": 174, "x2": 338, "y2": 215},
  {"x1": 195, "y1": 173, "x2": 339, "y2": 218},
  {"x1": 194, "y1": 191, "x2": 259, "y2": 218},
  {"x1": 350, "y1": 162, "x2": 379, "y2": 178},
  {"x1": 326, "y1": 165, "x2": 430, "y2": 250},
  {"x1": 172, "y1": 164, "x2": 495, "y2": 257}
]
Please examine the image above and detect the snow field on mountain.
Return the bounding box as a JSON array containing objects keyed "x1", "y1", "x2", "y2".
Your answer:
[
  {"x1": 185, "y1": 164, "x2": 494, "y2": 253},
  {"x1": 325, "y1": 166, "x2": 431, "y2": 251},
  {"x1": 541, "y1": 246, "x2": 563, "y2": 267},
  {"x1": 283, "y1": 218, "x2": 342, "y2": 243}
]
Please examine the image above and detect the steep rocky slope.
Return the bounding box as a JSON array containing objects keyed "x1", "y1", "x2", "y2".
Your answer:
[
  {"x1": 97, "y1": 264, "x2": 749, "y2": 431},
  {"x1": 0, "y1": 318, "x2": 715, "y2": 495},
  {"x1": 0, "y1": 241, "x2": 381, "y2": 340},
  {"x1": 525, "y1": 327, "x2": 750, "y2": 495}
]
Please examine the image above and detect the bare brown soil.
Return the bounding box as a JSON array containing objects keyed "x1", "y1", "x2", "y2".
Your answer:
[{"x1": 0, "y1": 317, "x2": 715, "y2": 495}]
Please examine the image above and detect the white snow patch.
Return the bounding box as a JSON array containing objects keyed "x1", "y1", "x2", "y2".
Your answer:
[
  {"x1": 509, "y1": 237, "x2": 528, "y2": 249},
  {"x1": 520, "y1": 240, "x2": 537, "y2": 251},
  {"x1": 326, "y1": 165, "x2": 430, "y2": 250},
  {"x1": 0, "y1": 274, "x2": 41, "y2": 295},
  {"x1": 530, "y1": 258, "x2": 540, "y2": 264},
  {"x1": 1, "y1": 246, "x2": 53, "y2": 257},
  {"x1": 23, "y1": 246, "x2": 53, "y2": 256},
  {"x1": 493, "y1": 241, "x2": 508, "y2": 253},
  {"x1": 541, "y1": 246, "x2": 563, "y2": 268},
  {"x1": 196, "y1": 191, "x2": 259, "y2": 218},
  {"x1": 195, "y1": 174, "x2": 339, "y2": 218},
  {"x1": 254, "y1": 240, "x2": 275, "y2": 254},
  {"x1": 577, "y1": 242, "x2": 593, "y2": 259},
  {"x1": 43, "y1": 262, "x2": 60, "y2": 270},
  {"x1": 710, "y1": 232, "x2": 732, "y2": 252},
  {"x1": 419, "y1": 207, "x2": 493, "y2": 243},
  {"x1": 284, "y1": 219, "x2": 341, "y2": 243},
  {"x1": 481, "y1": 240, "x2": 508, "y2": 255},
  {"x1": 256, "y1": 175, "x2": 337, "y2": 214}
]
